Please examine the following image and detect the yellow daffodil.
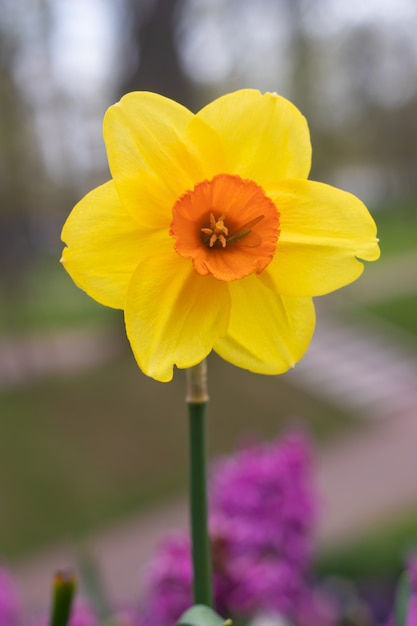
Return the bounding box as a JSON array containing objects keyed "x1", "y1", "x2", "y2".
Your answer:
[{"x1": 61, "y1": 89, "x2": 380, "y2": 382}]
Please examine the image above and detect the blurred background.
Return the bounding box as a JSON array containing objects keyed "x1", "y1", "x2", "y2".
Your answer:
[{"x1": 1, "y1": 0, "x2": 417, "y2": 609}]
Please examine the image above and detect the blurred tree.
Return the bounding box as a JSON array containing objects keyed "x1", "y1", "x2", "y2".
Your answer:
[
  {"x1": 118, "y1": 0, "x2": 194, "y2": 109},
  {"x1": 285, "y1": 0, "x2": 313, "y2": 109},
  {"x1": 0, "y1": 6, "x2": 45, "y2": 296}
]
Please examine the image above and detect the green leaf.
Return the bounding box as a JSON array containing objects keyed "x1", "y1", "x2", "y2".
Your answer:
[
  {"x1": 77, "y1": 544, "x2": 112, "y2": 620},
  {"x1": 395, "y1": 572, "x2": 410, "y2": 626},
  {"x1": 177, "y1": 604, "x2": 232, "y2": 626},
  {"x1": 49, "y1": 571, "x2": 76, "y2": 626}
]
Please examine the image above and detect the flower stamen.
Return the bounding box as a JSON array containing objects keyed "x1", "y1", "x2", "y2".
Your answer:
[
  {"x1": 201, "y1": 213, "x2": 266, "y2": 249},
  {"x1": 201, "y1": 213, "x2": 229, "y2": 248}
]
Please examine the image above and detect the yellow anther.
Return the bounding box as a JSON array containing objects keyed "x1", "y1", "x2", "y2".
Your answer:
[{"x1": 201, "y1": 213, "x2": 229, "y2": 248}]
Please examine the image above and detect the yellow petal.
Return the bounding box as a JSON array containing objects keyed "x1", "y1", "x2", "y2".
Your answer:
[
  {"x1": 61, "y1": 181, "x2": 172, "y2": 309},
  {"x1": 263, "y1": 179, "x2": 381, "y2": 297},
  {"x1": 125, "y1": 253, "x2": 231, "y2": 382},
  {"x1": 61, "y1": 181, "x2": 143, "y2": 308},
  {"x1": 197, "y1": 89, "x2": 311, "y2": 186},
  {"x1": 104, "y1": 92, "x2": 224, "y2": 229},
  {"x1": 213, "y1": 275, "x2": 315, "y2": 374}
]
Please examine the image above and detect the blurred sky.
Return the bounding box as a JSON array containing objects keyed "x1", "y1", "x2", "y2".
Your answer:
[{"x1": 49, "y1": 0, "x2": 118, "y2": 96}]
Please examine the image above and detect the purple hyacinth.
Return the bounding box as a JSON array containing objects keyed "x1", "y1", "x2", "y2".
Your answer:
[
  {"x1": 139, "y1": 533, "x2": 193, "y2": 626},
  {"x1": 0, "y1": 566, "x2": 22, "y2": 626},
  {"x1": 210, "y1": 433, "x2": 315, "y2": 563},
  {"x1": 138, "y1": 433, "x2": 317, "y2": 625},
  {"x1": 67, "y1": 602, "x2": 100, "y2": 626},
  {"x1": 210, "y1": 433, "x2": 316, "y2": 617}
]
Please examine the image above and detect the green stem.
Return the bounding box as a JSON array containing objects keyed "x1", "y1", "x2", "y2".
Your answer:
[
  {"x1": 186, "y1": 361, "x2": 213, "y2": 607},
  {"x1": 49, "y1": 571, "x2": 76, "y2": 626}
]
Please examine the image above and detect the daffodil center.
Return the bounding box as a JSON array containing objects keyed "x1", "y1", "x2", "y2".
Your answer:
[
  {"x1": 170, "y1": 173, "x2": 280, "y2": 282},
  {"x1": 201, "y1": 213, "x2": 229, "y2": 248},
  {"x1": 201, "y1": 212, "x2": 265, "y2": 250}
]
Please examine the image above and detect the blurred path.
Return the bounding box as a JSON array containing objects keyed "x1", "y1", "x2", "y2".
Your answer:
[
  {"x1": 316, "y1": 402, "x2": 417, "y2": 547},
  {"x1": 0, "y1": 328, "x2": 120, "y2": 389},
  {"x1": 286, "y1": 309, "x2": 417, "y2": 418}
]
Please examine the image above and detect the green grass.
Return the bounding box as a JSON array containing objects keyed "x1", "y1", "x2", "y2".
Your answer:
[
  {"x1": 365, "y1": 292, "x2": 417, "y2": 339},
  {"x1": 317, "y1": 507, "x2": 417, "y2": 581},
  {"x1": 0, "y1": 350, "x2": 356, "y2": 560},
  {"x1": 372, "y1": 204, "x2": 417, "y2": 257},
  {"x1": 341, "y1": 203, "x2": 417, "y2": 335},
  {"x1": 0, "y1": 255, "x2": 112, "y2": 334}
]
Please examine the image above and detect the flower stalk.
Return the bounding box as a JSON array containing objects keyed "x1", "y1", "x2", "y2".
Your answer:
[
  {"x1": 186, "y1": 360, "x2": 213, "y2": 607},
  {"x1": 49, "y1": 571, "x2": 76, "y2": 626}
]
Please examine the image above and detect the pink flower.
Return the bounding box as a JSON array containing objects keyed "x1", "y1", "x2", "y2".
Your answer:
[{"x1": 0, "y1": 567, "x2": 21, "y2": 626}]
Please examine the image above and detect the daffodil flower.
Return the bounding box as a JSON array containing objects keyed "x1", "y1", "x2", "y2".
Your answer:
[{"x1": 61, "y1": 89, "x2": 380, "y2": 382}]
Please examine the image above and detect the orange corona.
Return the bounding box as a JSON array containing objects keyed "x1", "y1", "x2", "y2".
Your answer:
[{"x1": 170, "y1": 174, "x2": 280, "y2": 281}]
